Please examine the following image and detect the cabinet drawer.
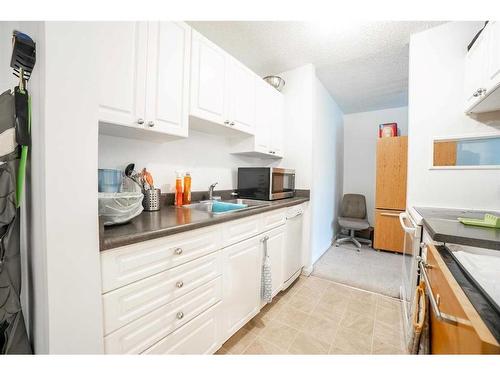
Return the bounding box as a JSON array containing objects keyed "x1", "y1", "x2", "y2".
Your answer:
[
  {"x1": 261, "y1": 208, "x2": 286, "y2": 232},
  {"x1": 102, "y1": 251, "x2": 222, "y2": 335},
  {"x1": 222, "y1": 215, "x2": 261, "y2": 247},
  {"x1": 425, "y1": 244, "x2": 500, "y2": 354},
  {"x1": 104, "y1": 276, "x2": 222, "y2": 354},
  {"x1": 143, "y1": 302, "x2": 221, "y2": 354},
  {"x1": 374, "y1": 209, "x2": 404, "y2": 253},
  {"x1": 101, "y1": 226, "x2": 222, "y2": 292}
]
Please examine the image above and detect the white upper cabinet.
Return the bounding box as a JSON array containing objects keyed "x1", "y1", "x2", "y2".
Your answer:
[
  {"x1": 230, "y1": 78, "x2": 285, "y2": 158},
  {"x1": 97, "y1": 22, "x2": 148, "y2": 128},
  {"x1": 145, "y1": 22, "x2": 191, "y2": 137},
  {"x1": 269, "y1": 86, "x2": 285, "y2": 157},
  {"x1": 190, "y1": 30, "x2": 255, "y2": 136},
  {"x1": 465, "y1": 21, "x2": 500, "y2": 114},
  {"x1": 98, "y1": 22, "x2": 191, "y2": 141},
  {"x1": 226, "y1": 58, "x2": 256, "y2": 134},
  {"x1": 190, "y1": 31, "x2": 227, "y2": 125}
]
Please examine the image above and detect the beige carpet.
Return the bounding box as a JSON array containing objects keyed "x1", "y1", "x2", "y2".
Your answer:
[{"x1": 312, "y1": 243, "x2": 404, "y2": 298}]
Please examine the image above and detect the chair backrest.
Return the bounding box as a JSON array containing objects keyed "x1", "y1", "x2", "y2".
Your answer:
[{"x1": 340, "y1": 194, "x2": 367, "y2": 220}]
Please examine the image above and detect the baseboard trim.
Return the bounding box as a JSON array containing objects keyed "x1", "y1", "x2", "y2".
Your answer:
[{"x1": 302, "y1": 265, "x2": 313, "y2": 276}]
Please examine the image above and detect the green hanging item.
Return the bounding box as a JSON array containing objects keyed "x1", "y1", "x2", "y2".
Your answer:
[
  {"x1": 16, "y1": 95, "x2": 30, "y2": 207},
  {"x1": 10, "y1": 30, "x2": 36, "y2": 207}
]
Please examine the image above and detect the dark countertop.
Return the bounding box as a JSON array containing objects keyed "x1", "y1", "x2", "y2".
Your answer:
[
  {"x1": 100, "y1": 195, "x2": 309, "y2": 251},
  {"x1": 415, "y1": 207, "x2": 500, "y2": 250}
]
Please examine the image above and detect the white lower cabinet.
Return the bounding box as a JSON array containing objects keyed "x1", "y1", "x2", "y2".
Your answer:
[
  {"x1": 264, "y1": 226, "x2": 285, "y2": 298},
  {"x1": 143, "y1": 303, "x2": 221, "y2": 354},
  {"x1": 99, "y1": 205, "x2": 300, "y2": 354},
  {"x1": 102, "y1": 251, "x2": 222, "y2": 335},
  {"x1": 221, "y1": 236, "x2": 262, "y2": 341},
  {"x1": 104, "y1": 277, "x2": 222, "y2": 354}
]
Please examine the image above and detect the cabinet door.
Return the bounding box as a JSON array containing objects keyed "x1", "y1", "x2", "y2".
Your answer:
[
  {"x1": 375, "y1": 136, "x2": 407, "y2": 210},
  {"x1": 269, "y1": 88, "x2": 285, "y2": 157},
  {"x1": 374, "y1": 209, "x2": 404, "y2": 253},
  {"x1": 97, "y1": 22, "x2": 148, "y2": 127},
  {"x1": 464, "y1": 26, "x2": 490, "y2": 109},
  {"x1": 254, "y1": 79, "x2": 272, "y2": 153},
  {"x1": 222, "y1": 236, "x2": 261, "y2": 341},
  {"x1": 227, "y1": 58, "x2": 256, "y2": 134},
  {"x1": 190, "y1": 31, "x2": 227, "y2": 125},
  {"x1": 145, "y1": 22, "x2": 190, "y2": 137},
  {"x1": 487, "y1": 21, "x2": 500, "y2": 89},
  {"x1": 264, "y1": 226, "x2": 285, "y2": 297}
]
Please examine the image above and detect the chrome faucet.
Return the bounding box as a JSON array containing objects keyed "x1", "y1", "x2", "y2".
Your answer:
[{"x1": 208, "y1": 182, "x2": 219, "y2": 200}]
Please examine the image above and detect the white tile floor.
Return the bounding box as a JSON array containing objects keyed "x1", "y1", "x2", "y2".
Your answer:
[{"x1": 217, "y1": 275, "x2": 407, "y2": 355}]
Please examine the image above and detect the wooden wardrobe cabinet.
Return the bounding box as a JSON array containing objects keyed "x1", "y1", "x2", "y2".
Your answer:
[{"x1": 374, "y1": 136, "x2": 408, "y2": 253}]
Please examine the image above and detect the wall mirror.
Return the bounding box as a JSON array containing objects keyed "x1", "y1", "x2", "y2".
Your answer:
[{"x1": 433, "y1": 135, "x2": 500, "y2": 168}]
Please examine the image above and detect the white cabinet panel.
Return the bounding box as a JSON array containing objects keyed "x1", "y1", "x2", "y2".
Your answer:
[
  {"x1": 101, "y1": 226, "x2": 222, "y2": 293},
  {"x1": 264, "y1": 226, "x2": 285, "y2": 298},
  {"x1": 97, "y1": 22, "x2": 148, "y2": 127},
  {"x1": 222, "y1": 215, "x2": 261, "y2": 247},
  {"x1": 270, "y1": 88, "x2": 285, "y2": 157},
  {"x1": 104, "y1": 277, "x2": 222, "y2": 354},
  {"x1": 190, "y1": 31, "x2": 227, "y2": 125},
  {"x1": 234, "y1": 78, "x2": 284, "y2": 158},
  {"x1": 102, "y1": 251, "x2": 222, "y2": 335},
  {"x1": 227, "y1": 59, "x2": 256, "y2": 134},
  {"x1": 465, "y1": 22, "x2": 500, "y2": 114},
  {"x1": 143, "y1": 303, "x2": 221, "y2": 354},
  {"x1": 261, "y1": 209, "x2": 286, "y2": 232},
  {"x1": 145, "y1": 22, "x2": 190, "y2": 137},
  {"x1": 222, "y1": 236, "x2": 262, "y2": 340}
]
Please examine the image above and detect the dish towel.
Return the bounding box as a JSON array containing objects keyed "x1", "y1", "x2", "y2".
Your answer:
[{"x1": 261, "y1": 236, "x2": 273, "y2": 303}]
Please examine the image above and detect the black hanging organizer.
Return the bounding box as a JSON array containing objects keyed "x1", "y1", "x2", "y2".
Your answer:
[{"x1": 0, "y1": 29, "x2": 36, "y2": 354}]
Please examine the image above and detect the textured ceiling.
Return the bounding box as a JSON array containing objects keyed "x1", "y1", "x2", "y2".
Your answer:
[{"x1": 188, "y1": 21, "x2": 446, "y2": 113}]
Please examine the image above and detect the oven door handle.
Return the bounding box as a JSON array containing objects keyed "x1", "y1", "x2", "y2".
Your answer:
[{"x1": 399, "y1": 212, "x2": 417, "y2": 235}]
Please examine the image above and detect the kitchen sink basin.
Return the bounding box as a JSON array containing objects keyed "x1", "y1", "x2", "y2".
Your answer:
[{"x1": 184, "y1": 199, "x2": 271, "y2": 215}]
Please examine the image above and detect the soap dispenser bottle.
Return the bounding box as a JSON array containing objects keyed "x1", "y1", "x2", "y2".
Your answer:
[
  {"x1": 175, "y1": 171, "x2": 183, "y2": 207},
  {"x1": 183, "y1": 172, "x2": 192, "y2": 205}
]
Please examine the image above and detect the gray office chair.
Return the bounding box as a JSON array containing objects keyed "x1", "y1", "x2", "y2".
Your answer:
[{"x1": 335, "y1": 194, "x2": 372, "y2": 251}]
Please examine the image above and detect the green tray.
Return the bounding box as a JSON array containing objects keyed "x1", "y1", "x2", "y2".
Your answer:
[{"x1": 458, "y1": 214, "x2": 500, "y2": 229}]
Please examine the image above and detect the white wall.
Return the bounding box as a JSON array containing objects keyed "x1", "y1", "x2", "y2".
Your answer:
[
  {"x1": 408, "y1": 22, "x2": 500, "y2": 211},
  {"x1": 41, "y1": 22, "x2": 104, "y2": 353},
  {"x1": 278, "y1": 64, "x2": 345, "y2": 268},
  {"x1": 310, "y1": 77, "x2": 344, "y2": 264},
  {"x1": 279, "y1": 64, "x2": 314, "y2": 189},
  {"x1": 99, "y1": 130, "x2": 279, "y2": 193},
  {"x1": 343, "y1": 106, "x2": 408, "y2": 224}
]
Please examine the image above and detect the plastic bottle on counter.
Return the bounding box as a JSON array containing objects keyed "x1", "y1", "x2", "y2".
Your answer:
[
  {"x1": 175, "y1": 171, "x2": 183, "y2": 207},
  {"x1": 183, "y1": 172, "x2": 192, "y2": 205}
]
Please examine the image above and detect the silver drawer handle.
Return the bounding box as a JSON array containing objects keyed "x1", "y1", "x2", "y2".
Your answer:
[
  {"x1": 176, "y1": 281, "x2": 184, "y2": 288},
  {"x1": 417, "y1": 257, "x2": 471, "y2": 327},
  {"x1": 176, "y1": 311, "x2": 184, "y2": 320},
  {"x1": 174, "y1": 248, "x2": 183, "y2": 255},
  {"x1": 260, "y1": 235, "x2": 269, "y2": 243}
]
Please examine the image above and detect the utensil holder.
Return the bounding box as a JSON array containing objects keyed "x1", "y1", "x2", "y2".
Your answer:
[{"x1": 143, "y1": 188, "x2": 161, "y2": 211}]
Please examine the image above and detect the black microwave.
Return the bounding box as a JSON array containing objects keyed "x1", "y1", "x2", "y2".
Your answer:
[{"x1": 237, "y1": 167, "x2": 295, "y2": 200}]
